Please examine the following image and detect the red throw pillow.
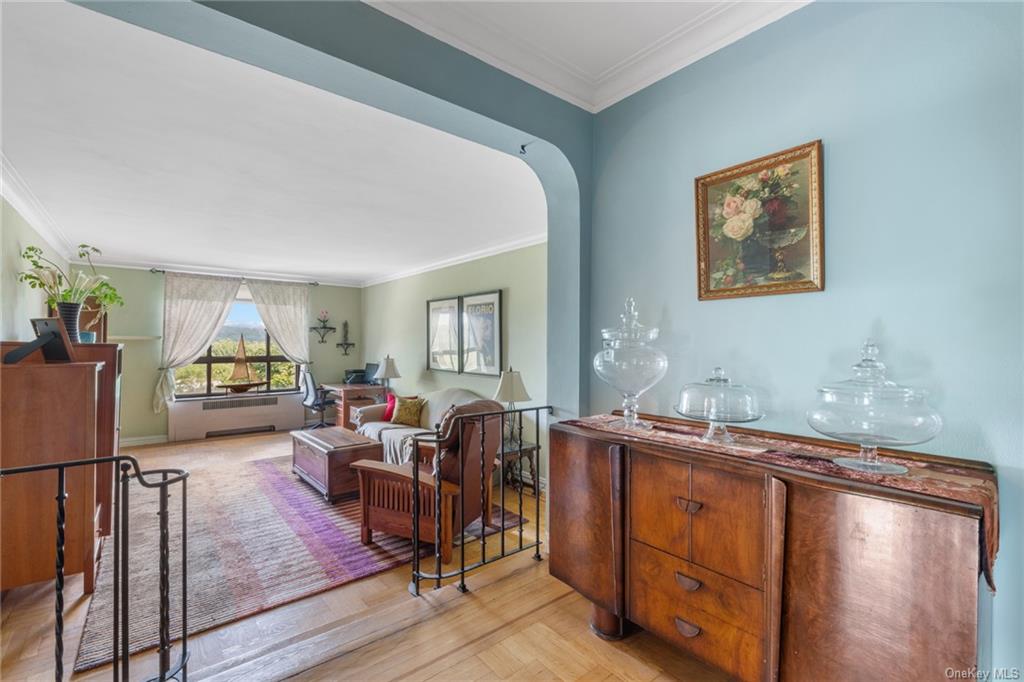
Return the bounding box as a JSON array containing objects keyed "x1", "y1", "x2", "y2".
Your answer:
[{"x1": 382, "y1": 393, "x2": 397, "y2": 421}]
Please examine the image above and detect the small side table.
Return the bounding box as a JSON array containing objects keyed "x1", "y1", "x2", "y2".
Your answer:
[{"x1": 500, "y1": 438, "x2": 540, "y2": 496}]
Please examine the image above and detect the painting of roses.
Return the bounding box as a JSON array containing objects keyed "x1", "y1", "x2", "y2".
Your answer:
[{"x1": 695, "y1": 140, "x2": 823, "y2": 300}]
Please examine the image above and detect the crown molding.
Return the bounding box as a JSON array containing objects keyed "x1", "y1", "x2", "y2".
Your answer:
[
  {"x1": 368, "y1": 1, "x2": 809, "y2": 113},
  {"x1": 0, "y1": 152, "x2": 76, "y2": 259},
  {"x1": 592, "y1": 2, "x2": 810, "y2": 111},
  {"x1": 361, "y1": 232, "x2": 547, "y2": 288},
  {"x1": 368, "y1": 1, "x2": 597, "y2": 112},
  {"x1": 89, "y1": 257, "x2": 365, "y2": 289},
  {"x1": 91, "y1": 234, "x2": 547, "y2": 290}
]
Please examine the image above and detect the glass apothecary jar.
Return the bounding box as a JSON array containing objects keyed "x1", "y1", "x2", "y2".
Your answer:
[
  {"x1": 593, "y1": 298, "x2": 668, "y2": 430},
  {"x1": 675, "y1": 367, "x2": 763, "y2": 442},
  {"x1": 806, "y1": 340, "x2": 942, "y2": 475}
]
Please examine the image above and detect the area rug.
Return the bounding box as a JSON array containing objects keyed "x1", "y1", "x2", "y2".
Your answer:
[{"x1": 74, "y1": 454, "x2": 525, "y2": 672}]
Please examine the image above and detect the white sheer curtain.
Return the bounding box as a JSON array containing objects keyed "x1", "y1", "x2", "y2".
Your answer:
[
  {"x1": 153, "y1": 273, "x2": 241, "y2": 413},
  {"x1": 248, "y1": 278, "x2": 311, "y2": 366}
]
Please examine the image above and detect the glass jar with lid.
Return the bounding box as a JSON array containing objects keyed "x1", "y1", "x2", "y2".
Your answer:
[
  {"x1": 592, "y1": 298, "x2": 669, "y2": 430},
  {"x1": 675, "y1": 367, "x2": 763, "y2": 443},
  {"x1": 806, "y1": 340, "x2": 942, "y2": 475}
]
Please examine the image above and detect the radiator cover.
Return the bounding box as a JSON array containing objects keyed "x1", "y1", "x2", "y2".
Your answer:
[{"x1": 168, "y1": 392, "x2": 304, "y2": 441}]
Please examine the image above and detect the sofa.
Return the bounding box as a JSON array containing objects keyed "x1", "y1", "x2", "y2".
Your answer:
[{"x1": 352, "y1": 387, "x2": 487, "y2": 464}]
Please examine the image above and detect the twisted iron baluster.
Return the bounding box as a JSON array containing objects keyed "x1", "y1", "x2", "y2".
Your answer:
[
  {"x1": 534, "y1": 411, "x2": 542, "y2": 561},
  {"x1": 458, "y1": 420, "x2": 467, "y2": 593},
  {"x1": 517, "y1": 413, "x2": 525, "y2": 551},
  {"x1": 479, "y1": 415, "x2": 487, "y2": 565},
  {"x1": 410, "y1": 436, "x2": 421, "y2": 597},
  {"x1": 434, "y1": 428, "x2": 443, "y2": 590},
  {"x1": 158, "y1": 474, "x2": 171, "y2": 678},
  {"x1": 500, "y1": 420, "x2": 506, "y2": 558},
  {"x1": 120, "y1": 463, "x2": 130, "y2": 680},
  {"x1": 54, "y1": 467, "x2": 67, "y2": 682},
  {"x1": 181, "y1": 476, "x2": 189, "y2": 681}
]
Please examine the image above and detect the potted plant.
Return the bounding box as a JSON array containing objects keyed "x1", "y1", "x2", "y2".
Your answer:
[{"x1": 17, "y1": 244, "x2": 124, "y2": 342}]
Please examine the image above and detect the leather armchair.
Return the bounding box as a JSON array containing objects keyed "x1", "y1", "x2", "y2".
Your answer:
[{"x1": 351, "y1": 400, "x2": 503, "y2": 563}]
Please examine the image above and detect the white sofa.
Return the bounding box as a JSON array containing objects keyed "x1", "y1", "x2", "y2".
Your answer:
[{"x1": 352, "y1": 387, "x2": 484, "y2": 464}]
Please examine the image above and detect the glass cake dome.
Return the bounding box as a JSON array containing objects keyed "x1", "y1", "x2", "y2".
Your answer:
[
  {"x1": 675, "y1": 367, "x2": 763, "y2": 443},
  {"x1": 806, "y1": 340, "x2": 942, "y2": 475}
]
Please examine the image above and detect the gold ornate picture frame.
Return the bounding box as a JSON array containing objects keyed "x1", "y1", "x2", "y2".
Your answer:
[{"x1": 696, "y1": 140, "x2": 824, "y2": 300}]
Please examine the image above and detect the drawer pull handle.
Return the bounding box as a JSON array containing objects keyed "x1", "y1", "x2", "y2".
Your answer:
[
  {"x1": 674, "y1": 498, "x2": 703, "y2": 514},
  {"x1": 674, "y1": 572, "x2": 702, "y2": 591},
  {"x1": 674, "y1": 617, "x2": 701, "y2": 638}
]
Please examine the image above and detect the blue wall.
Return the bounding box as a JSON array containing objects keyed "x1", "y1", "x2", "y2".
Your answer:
[
  {"x1": 590, "y1": 1, "x2": 1022, "y2": 669},
  {"x1": 81, "y1": 0, "x2": 1024, "y2": 670}
]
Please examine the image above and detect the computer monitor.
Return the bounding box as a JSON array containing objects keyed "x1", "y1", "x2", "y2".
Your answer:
[{"x1": 363, "y1": 362, "x2": 379, "y2": 384}]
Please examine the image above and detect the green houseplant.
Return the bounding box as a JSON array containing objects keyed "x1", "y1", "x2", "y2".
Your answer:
[{"x1": 18, "y1": 244, "x2": 124, "y2": 342}]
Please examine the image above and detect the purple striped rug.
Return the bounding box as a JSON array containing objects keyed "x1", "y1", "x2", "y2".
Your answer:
[{"x1": 74, "y1": 455, "x2": 448, "y2": 671}]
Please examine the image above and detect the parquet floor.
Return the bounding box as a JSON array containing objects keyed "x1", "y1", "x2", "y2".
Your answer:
[{"x1": 0, "y1": 432, "x2": 724, "y2": 681}]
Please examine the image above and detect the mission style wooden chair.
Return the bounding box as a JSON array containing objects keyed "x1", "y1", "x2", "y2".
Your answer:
[{"x1": 350, "y1": 400, "x2": 504, "y2": 563}]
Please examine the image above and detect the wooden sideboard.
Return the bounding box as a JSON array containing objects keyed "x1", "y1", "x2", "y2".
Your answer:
[
  {"x1": 0, "y1": 340, "x2": 122, "y2": 593},
  {"x1": 549, "y1": 418, "x2": 990, "y2": 682}
]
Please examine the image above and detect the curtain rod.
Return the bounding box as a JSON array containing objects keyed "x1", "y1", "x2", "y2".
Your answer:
[{"x1": 148, "y1": 267, "x2": 319, "y2": 286}]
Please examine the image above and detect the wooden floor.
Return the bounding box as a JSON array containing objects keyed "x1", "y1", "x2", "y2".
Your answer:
[{"x1": 0, "y1": 432, "x2": 723, "y2": 681}]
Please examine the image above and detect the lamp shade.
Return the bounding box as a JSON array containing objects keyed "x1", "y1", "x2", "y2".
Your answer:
[
  {"x1": 494, "y1": 368, "x2": 531, "y2": 403},
  {"x1": 374, "y1": 355, "x2": 401, "y2": 380}
]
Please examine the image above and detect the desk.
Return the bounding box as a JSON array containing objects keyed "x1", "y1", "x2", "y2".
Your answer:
[{"x1": 322, "y1": 383, "x2": 386, "y2": 430}]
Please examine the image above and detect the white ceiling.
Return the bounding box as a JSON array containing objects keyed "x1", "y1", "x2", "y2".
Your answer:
[
  {"x1": 1, "y1": 1, "x2": 547, "y2": 287},
  {"x1": 369, "y1": 1, "x2": 809, "y2": 112}
]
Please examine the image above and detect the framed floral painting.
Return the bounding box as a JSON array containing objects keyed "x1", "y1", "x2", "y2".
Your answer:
[{"x1": 695, "y1": 140, "x2": 824, "y2": 300}]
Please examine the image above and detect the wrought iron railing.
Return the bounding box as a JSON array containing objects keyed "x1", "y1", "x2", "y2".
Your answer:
[
  {"x1": 0, "y1": 456, "x2": 189, "y2": 681},
  {"x1": 409, "y1": 405, "x2": 552, "y2": 595}
]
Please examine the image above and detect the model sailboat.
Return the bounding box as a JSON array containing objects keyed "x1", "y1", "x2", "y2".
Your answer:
[{"x1": 217, "y1": 334, "x2": 264, "y2": 393}]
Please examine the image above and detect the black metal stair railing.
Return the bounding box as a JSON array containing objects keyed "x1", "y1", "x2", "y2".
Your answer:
[
  {"x1": 0, "y1": 455, "x2": 189, "y2": 682},
  {"x1": 409, "y1": 405, "x2": 553, "y2": 595}
]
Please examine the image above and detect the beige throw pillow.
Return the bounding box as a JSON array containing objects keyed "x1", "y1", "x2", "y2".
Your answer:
[{"x1": 391, "y1": 396, "x2": 426, "y2": 427}]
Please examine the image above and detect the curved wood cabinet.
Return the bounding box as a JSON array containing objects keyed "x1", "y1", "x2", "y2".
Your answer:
[{"x1": 549, "y1": 421, "x2": 988, "y2": 682}]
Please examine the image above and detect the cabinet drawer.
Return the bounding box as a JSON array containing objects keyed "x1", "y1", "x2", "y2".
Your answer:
[
  {"x1": 629, "y1": 448, "x2": 690, "y2": 559},
  {"x1": 690, "y1": 465, "x2": 766, "y2": 588},
  {"x1": 630, "y1": 540, "x2": 763, "y2": 637},
  {"x1": 630, "y1": 541, "x2": 764, "y2": 682}
]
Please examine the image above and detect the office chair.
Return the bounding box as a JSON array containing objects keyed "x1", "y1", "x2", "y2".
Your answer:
[{"x1": 301, "y1": 367, "x2": 336, "y2": 429}]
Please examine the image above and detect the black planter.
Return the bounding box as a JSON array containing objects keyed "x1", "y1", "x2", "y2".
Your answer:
[{"x1": 56, "y1": 302, "x2": 83, "y2": 343}]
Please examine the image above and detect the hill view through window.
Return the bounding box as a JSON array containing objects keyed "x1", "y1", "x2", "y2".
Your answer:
[{"x1": 173, "y1": 300, "x2": 299, "y2": 396}]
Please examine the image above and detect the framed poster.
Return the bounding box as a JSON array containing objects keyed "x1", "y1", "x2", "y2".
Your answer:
[
  {"x1": 426, "y1": 296, "x2": 460, "y2": 372},
  {"x1": 460, "y1": 290, "x2": 502, "y2": 376},
  {"x1": 695, "y1": 140, "x2": 824, "y2": 300}
]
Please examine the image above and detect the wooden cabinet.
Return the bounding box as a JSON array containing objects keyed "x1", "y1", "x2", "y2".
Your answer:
[
  {"x1": 549, "y1": 420, "x2": 988, "y2": 682},
  {"x1": 625, "y1": 447, "x2": 782, "y2": 681},
  {"x1": 0, "y1": 362, "x2": 102, "y2": 592},
  {"x1": 70, "y1": 343, "x2": 123, "y2": 536},
  {"x1": 548, "y1": 429, "x2": 625, "y2": 631}
]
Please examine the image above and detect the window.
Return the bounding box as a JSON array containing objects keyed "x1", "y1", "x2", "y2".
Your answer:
[{"x1": 173, "y1": 300, "x2": 299, "y2": 397}]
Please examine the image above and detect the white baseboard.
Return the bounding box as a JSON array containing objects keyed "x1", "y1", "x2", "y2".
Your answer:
[{"x1": 120, "y1": 434, "x2": 169, "y2": 448}]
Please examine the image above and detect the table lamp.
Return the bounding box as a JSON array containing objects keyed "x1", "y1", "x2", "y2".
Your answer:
[
  {"x1": 494, "y1": 367, "x2": 530, "y2": 439},
  {"x1": 374, "y1": 355, "x2": 401, "y2": 392}
]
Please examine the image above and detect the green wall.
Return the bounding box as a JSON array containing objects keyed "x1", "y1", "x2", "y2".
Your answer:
[
  {"x1": 1, "y1": 198, "x2": 69, "y2": 340},
  {"x1": 362, "y1": 243, "x2": 548, "y2": 476},
  {"x1": 95, "y1": 266, "x2": 363, "y2": 442}
]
